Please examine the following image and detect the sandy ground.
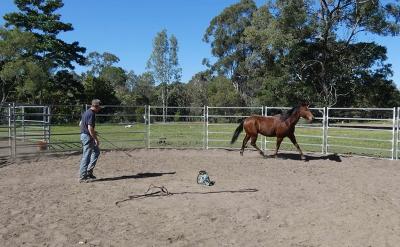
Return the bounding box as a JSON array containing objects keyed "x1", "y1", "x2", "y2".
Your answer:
[{"x1": 1, "y1": 149, "x2": 400, "y2": 247}]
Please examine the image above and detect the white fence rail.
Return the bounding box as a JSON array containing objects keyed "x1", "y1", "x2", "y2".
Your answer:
[{"x1": 1, "y1": 104, "x2": 400, "y2": 160}]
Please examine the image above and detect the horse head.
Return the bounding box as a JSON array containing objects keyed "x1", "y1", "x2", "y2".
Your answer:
[{"x1": 299, "y1": 103, "x2": 314, "y2": 123}]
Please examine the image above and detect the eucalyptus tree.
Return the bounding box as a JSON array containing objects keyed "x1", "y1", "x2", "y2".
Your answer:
[
  {"x1": 204, "y1": 0, "x2": 400, "y2": 106},
  {"x1": 147, "y1": 29, "x2": 182, "y2": 121}
]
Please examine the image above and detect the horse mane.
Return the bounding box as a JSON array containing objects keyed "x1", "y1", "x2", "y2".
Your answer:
[{"x1": 279, "y1": 105, "x2": 301, "y2": 120}]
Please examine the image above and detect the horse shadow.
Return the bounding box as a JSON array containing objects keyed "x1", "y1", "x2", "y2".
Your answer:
[
  {"x1": 266, "y1": 153, "x2": 342, "y2": 162},
  {"x1": 92, "y1": 172, "x2": 176, "y2": 182}
]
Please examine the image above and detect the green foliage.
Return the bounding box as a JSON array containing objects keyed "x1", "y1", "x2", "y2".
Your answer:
[
  {"x1": 3, "y1": 0, "x2": 86, "y2": 69},
  {"x1": 203, "y1": 0, "x2": 400, "y2": 107},
  {"x1": 208, "y1": 76, "x2": 244, "y2": 106},
  {"x1": 82, "y1": 75, "x2": 119, "y2": 105},
  {"x1": 0, "y1": 28, "x2": 50, "y2": 103}
]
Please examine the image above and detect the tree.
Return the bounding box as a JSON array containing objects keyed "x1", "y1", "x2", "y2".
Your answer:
[
  {"x1": 204, "y1": 0, "x2": 400, "y2": 107},
  {"x1": 46, "y1": 70, "x2": 84, "y2": 105},
  {"x1": 146, "y1": 29, "x2": 182, "y2": 121},
  {"x1": 133, "y1": 72, "x2": 155, "y2": 106},
  {"x1": 86, "y1": 51, "x2": 120, "y2": 76},
  {"x1": 203, "y1": 0, "x2": 257, "y2": 103},
  {"x1": 207, "y1": 76, "x2": 244, "y2": 107},
  {"x1": 287, "y1": 0, "x2": 400, "y2": 106},
  {"x1": 187, "y1": 71, "x2": 211, "y2": 107},
  {"x1": 0, "y1": 28, "x2": 49, "y2": 103},
  {"x1": 85, "y1": 51, "x2": 132, "y2": 104},
  {"x1": 82, "y1": 75, "x2": 119, "y2": 105},
  {"x1": 3, "y1": 0, "x2": 86, "y2": 69}
]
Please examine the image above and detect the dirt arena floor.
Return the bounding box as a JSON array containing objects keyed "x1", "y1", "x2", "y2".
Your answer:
[{"x1": 1, "y1": 149, "x2": 400, "y2": 247}]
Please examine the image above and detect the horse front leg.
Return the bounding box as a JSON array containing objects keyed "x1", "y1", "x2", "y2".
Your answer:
[
  {"x1": 273, "y1": 137, "x2": 283, "y2": 158},
  {"x1": 288, "y1": 134, "x2": 305, "y2": 160}
]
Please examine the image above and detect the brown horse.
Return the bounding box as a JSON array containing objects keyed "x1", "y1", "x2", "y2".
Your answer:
[{"x1": 231, "y1": 103, "x2": 314, "y2": 160}]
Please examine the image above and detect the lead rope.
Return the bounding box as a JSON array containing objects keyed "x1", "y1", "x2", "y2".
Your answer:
[{"x1": 115, "y1": 184, "x2": 170, "y2": 206}]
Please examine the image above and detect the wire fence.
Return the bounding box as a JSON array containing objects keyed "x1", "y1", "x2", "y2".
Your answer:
[{"x1": 1, "y1": 104, "x2": 399, "y2": 160}]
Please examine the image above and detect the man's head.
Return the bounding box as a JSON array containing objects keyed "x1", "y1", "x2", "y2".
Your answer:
[{"x1": 90, "y1": 99, "x2": 102, "y2": 113}]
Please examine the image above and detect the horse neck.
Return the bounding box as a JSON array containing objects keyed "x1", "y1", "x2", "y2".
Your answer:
[{"x1": 285, "y1": 111, "x2": 300, "y2": 127}]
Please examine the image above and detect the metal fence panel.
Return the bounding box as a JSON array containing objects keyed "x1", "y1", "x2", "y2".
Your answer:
[
  {"x1": 1, "y1": 103, "x2": 400, "y2": 160},
  {"x1": 148, "y1": 106, "x2": 205, "y2": 149},
  {"x1": 326, "y1": 107, "x2": 395, "y2": 159},
  {"x1": 207, "y1": 106, "x2": 264, "y2": 150}
]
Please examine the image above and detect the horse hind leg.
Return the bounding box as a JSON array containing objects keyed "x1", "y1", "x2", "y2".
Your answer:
[
  {"x1": 240, "y1": 134, "x2": 251, "y2": 156},
  {"x1": 250, "y1": 135, "x2": 264, "y2": 157}
]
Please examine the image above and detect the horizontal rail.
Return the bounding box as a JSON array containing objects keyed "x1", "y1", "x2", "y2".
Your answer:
[
  {"x1": 328, "y1": 107, "x2": 393, "y2": 111},
  {"x1": 327, "y1": 126, "x2": 392, "y2": 132},
  {"x1": 327, "y1": 144, "x2": 391, "y2": 152},
  {"x1": 327, "y1": 136, "x2": 392, "y2": 142},
  {"x1": 328, "y1": 117, "x2": 392, "y2": 121},
  {"x1": 149, "y1": 115, "x2": 204, "y2": 118}
]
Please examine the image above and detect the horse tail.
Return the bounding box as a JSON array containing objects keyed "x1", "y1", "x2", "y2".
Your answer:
[{"x1": 231, "y1": 118, "x2": 245, "y2": 144}]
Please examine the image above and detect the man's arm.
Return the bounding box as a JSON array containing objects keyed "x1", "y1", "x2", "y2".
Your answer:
[{"x1": 88, "y1": 125, "x2": 99, "y2": 146}]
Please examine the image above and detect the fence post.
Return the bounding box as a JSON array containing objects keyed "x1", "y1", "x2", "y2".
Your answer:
[
  {"x1": 261, "y1": 106, "x2": 265, "y2": 152},
  {"x1": 206, "y1": 106, "x2": 209, "y2": 150},
  {"x1": 264, "y1": 106, "x2": 268, "y2": 152},
  {"x1": 45, "y1": 106, "x2": 51, "y2": 150},
  {"x1": 147, "y1": 105, "x2": 151, "y2": 149},
  {"x1": 8, "y1": 104, "x2": 11, "y2": 156},
  {"x1": 391, "y1": 107, "x2": 396, "y2": 160},
  {"x1": 324, "y1": 107, "x2": 329, "y2": 154},
  {"x1": 320, "y1": 107, "x2": 325, "y2": 154},
  {"x1": 203, "y1": 105, "x2": 206, "y2": 149},
  {"x1": 395, "y1": 107, "x2": 400, "y2": 160},
  {"x1": 22, "y1": 106, "x2": 25, "y2": 142},
  {"x1": 12, "y1": 103, "x2": 16, "y2": 158}
]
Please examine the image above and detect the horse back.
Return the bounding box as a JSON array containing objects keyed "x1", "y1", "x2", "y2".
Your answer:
[{"x1": 244, "y1": 115, "x2": 278, "y2": 137}]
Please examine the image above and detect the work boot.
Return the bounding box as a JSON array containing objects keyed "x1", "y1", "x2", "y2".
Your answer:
[{"x1": 87, "y1": 170, "x2": 96, "y2": 179}]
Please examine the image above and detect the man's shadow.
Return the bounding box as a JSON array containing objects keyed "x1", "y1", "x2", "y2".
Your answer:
[
  {"x1": 92, "y1": 172, "x2": 176, "y2": 182},
  {"x1": 266, "y1": 153, "x2": 342, "y2": 162}
]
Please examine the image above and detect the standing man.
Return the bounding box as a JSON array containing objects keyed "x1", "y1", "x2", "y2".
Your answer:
[{"x1": 79, "y1": 99, "x2": 102, "y2": 182}]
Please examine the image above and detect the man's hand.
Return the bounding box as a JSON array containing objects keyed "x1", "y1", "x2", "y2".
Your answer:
[{"x1": 94, "y1": 138, "x2": 100, "y2": 147}]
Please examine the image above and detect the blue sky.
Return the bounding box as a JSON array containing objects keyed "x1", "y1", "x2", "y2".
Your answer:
[{"x1": 0, "y1": 0, "x2": 399, "y2": 86}]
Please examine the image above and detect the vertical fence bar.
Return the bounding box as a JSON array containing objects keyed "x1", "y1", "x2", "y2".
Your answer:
[
  {"x1": 147, "y1": 105, "x2": 151, "y2": 149},
  {"x1": 395, "y1": 107, "x2": 400, "y2": 160},
  {"x1": 8, "y1": 105, "x2": 11, "y2": 156},
  {"x1": 43, "y1": 106, "x2": 46, "y2": 144},
  {"x1": 261, "y1": 106, "x2": 264, "y2": 151},
  {"x1": 322, "y1": 107, "x2": 326, "y2": 154},
  {"x1": 47, "y1": 106, "x2": 51, "y2": 149},
  {"x1": 203, "y1": 105, "x2": 206, "y2": 149},
  {"x1": 22, "y1": 106, "x2": 25, "y2": 142},
  {"x1": 206, "y1": 106, "x2": 209, "y2": 150},
  {"x1": 264, "y1": 106, "x2": 268, "y2": 152},
  {"x1": 394, "y1": 107, "x2": 400, "y2": 160},
  {"x1": 12, "y1": 103, "x2": 16, "y2": 158},
  {"x1": 391, "y1": 107, "x2": 396, "y2": 160},
  {"x1": 325, "y1": 107, "x2": 330, "y2": 154}
]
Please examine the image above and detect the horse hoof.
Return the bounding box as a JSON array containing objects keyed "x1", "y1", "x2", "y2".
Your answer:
[{"x1": 240, "y1": 152, "x2": 243, "y2": 156}]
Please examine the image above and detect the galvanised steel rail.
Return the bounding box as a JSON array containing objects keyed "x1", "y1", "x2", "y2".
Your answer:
[{"x1": 1, "y1": 104, "x2": 400, "y2": 160}]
